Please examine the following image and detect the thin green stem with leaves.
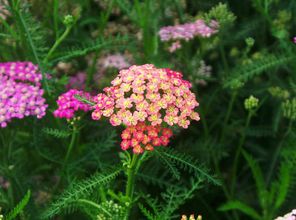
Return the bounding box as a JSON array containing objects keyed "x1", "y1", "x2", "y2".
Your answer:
[
  {"x1": 125, "y1": 153, "x2": 140, "y2": 219},
  {"x1": 43, "y1": 25, "x2": 72, "y2": 63},
  {"x1": 266, "y1": 120, "x2": 293, "y2": 184},
  {"x1": 230, "y1": 111, "x2": 253, "y2": 196}
]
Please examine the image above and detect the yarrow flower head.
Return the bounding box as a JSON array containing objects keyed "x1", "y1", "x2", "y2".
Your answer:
[
  {"x1": 92, "y1": 64, "x2": 200, "y2": 129},
  {"x1": 54, "y1": 89, "x2": 94, "y2": 119},
  {"x1": 275, "y1": 209, "x2": 296, "y2": 220},
  {"x1": 159, "y1": 19, "x2": 218, "y2": 52},
  {"x1": 0, "y1": 62, "x2": 47, "y2": 128},
  {"x1": 120, "y1": 122, "x2": 173, "y2": 153}
]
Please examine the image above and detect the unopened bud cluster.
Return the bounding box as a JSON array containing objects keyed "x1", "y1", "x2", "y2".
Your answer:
[
  {"x1": 244, "y1": 95, "x2": 259, "y2": 111},
  {"x1": 181, "y1": 214, "x2": 202, "y2": 220},
  {"x1": 96, "y1": 200, "x2": 125, "y2": 220},
  {"x1": 282, "y1": 98, "x2": 296, "y2": 121}
]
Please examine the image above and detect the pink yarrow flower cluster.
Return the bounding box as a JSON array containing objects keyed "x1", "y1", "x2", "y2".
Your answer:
[
  {"x1": 54, "y1": 89, "x2": 94, "y2": 119},
  {"x1": 120, "y1": 122, "x2": 173, "y2": 153},
  {"x1": 98, "y1": 53, "x2": 130, "y2": 71},
  {"x1": 159, "y1": 19, "x2": 218, "y2": 52},
  {"x1": 0, "y1": 62, "x2": 47, "y2": 128},
  {"x1": 91, "y1": 64, "x2": 200, "y2": 128}
]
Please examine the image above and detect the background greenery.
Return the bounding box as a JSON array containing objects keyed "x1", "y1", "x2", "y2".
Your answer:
[{"x1": 0, "y1": 0, "x2": 296, "y2": 219}]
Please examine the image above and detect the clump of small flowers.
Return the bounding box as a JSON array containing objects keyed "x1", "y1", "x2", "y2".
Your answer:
[
  {"x1": 293, "y1": 36, "x2": 296, "y2": 44},
  {"x1": 0, "y1": 62, "x2": 47, "y2": 128},
  {"x1": 98, "y1": 53, "x2": 131, "y2": 71},
  {"x1": 0, "y1": 0, "x2": 9, "y2": 21},
  {"x1": 53, "y1": 89, "x2": 93, "y2": 119},
  {"x1": 90, "y1": 53, "x2": 132, "y2": 83},
  {"x1": 168, "y1": 41, "x2": 182, "y2": 53},
  {"x1": 55, "y1": 62, "x2": 73, "y2": 74},
  {"x1": 34, "y1": 190, "x2": 52, "y2": 205},
  {"x1": 268, "y1": 86, "x2": 290, "y2": 100},
  {"x1": 66, "y1": 72, "x2": 86, "y2": 90},
  {"x1": 120, "y1": 122, "x2": 173, "y2": 153},
  {"x1": 275, "y1": 209, "x2": 296, "y2": 220},
  {"x1": 96, "y1": 200, "x2": 125, "y2": 220},
  {"x1": 229, "y1": 79, "x2": 244, "y2": 90},
  {"x1": 181, "y1": 214, "x2": 202, "y2": 220},
  {"x1": 244, "y1": 95, "x2": 259, "y2": 111},
  {"x1": 194, "y1": 60, "x2": 212, "y2": 86},
  {"x1": 159, "y1": 19, "x2": 218, "y2": 52},
  {"x1": 282, "y1": 98, "x2": 296, "y2": 121},
  {"x1": 92, "y1": 64, "x2": 200, "y2": 128}
]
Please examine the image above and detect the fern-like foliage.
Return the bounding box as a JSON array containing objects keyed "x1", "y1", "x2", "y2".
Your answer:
[
  {"x1": 139, "y1": 178, "x2": 203, "y2": 220},
  {"x1": 219, "y1": 200, "x2": 261, "y2": 220},
  {"x1": 11, "y1": 2, "x2": 50, "y2": 92},
  {"x1": 49, "y1": 35, "x2": 129, "y2": 64},
  {"x1": 42, "y1": 128, "x2": 71, "y2": 139},
  {"x1": 139, "y1": 203, "x2": 157, "y2": 220},
  {"x1": 42, "y1": 167, "x2": 121, "y2": 219},
  {"x1": 5, "y1": 190, "x2": 31, "y2": 220},
  {"x1": 154, "y1": 148, "x2": 220, "y2": 185},
  {"x1": 224, "y1": 53, "x2": 294, "y2": 88}
]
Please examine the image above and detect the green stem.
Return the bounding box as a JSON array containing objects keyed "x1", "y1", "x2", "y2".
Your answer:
[
  {"x1": 63, "y1": 127, "x2": 77, "y2": 169},
  {"x1": 230, "y1": 111, "x2": 253, "y2": 196},
  {"x1": 53, "y1": 127, "x2": 77, "y2": 192},
  {"x1": 266, "y1": 120, "x2": 293, "y2": 184},
  {"x1": 99, "y1": 186, "x2": 107, "y2": 202},
  {"x1": 86, "y1": 52, "x2": 99, "y2": 89},
  {"x1": 43, "y1": 25, "x2": 72, "y2": 63},
  {"x1": 219, "y1": 45, "x2": 229, "y2": 72},
  {"x1": 125, "y1": 153, "x2": 140, "y2": 219},
  {"x1": 210, "y1": 91, "x2": 238, "y2": 212},
  {"x1": 78, "y1": 199, "x2": 111, "y2": 216},
  {"x1": 14, "y1": 5, "x2": 50, "y2": 94},
  {"x1": 220, "y1": 91, "x2": 237, "y2": 143},
  {"x1": 53, "y1": 0, "x2": 59, "y2": 40}
]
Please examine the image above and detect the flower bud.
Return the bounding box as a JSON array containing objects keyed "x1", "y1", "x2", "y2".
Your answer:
[
  {"x1": 63, "y1": 15, "x2": 74, "y2": 26},
  {"x1": 245, "y1": 37, "x2": 255, "y2": 47},
  {"x1": 244, "y1": 95, "x2": 259, "y2": 111},
  {"x1": 282, "y1": 98, "x2": 296, "y2": 121}
]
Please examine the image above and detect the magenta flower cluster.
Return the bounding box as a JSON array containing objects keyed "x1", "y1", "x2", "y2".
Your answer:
[
  {"x1": 0, "y1": 62, "x2": 48, "y2": 128},
  {"x1": 159, "y1": 19, "x2": 218, "y2": 52},
  {"x1": 53, "y1": 89, "x2": 93, "y2": 119}
]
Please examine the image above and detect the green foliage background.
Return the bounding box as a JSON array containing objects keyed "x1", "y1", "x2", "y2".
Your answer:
[{"x1": 0, "y1": 0, "x2": 296, "y2": 219}]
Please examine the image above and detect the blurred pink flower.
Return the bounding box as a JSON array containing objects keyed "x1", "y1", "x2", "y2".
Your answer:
[
  {"x1": 0, "y1": 0, "x2": 10, "y2": 21},
  {"x1": 66, "y1": 72, "x2": 86, "y2": 90},
  {"x1": 159, "y1": 19, "x2": 218, "y2": 52}
]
